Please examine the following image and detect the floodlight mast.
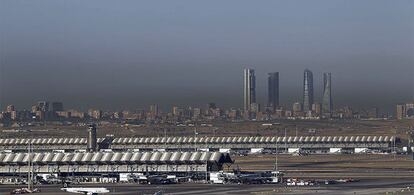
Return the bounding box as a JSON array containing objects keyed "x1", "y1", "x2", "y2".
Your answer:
[
  {"x1": 275, "y1": 136, "x2": 278, "y2": 172},
  {"x1": 27, "y1": 138, "x2": 33, "y2": 191}
]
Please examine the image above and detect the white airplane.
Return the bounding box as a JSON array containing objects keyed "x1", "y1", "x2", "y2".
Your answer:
[{"x1": 61, "y1": 187, "x2": 110, "y2": 195}]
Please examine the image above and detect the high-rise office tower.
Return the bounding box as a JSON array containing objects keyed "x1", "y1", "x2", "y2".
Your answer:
[
  {"x1": 397, "y1": 104, "x2": 408, "y2": 119},
  {"x1": 6, "y1": 105, "x2": 15, "y2": 113},
  {"x1": 268, "y1": 72, "x2": 279, "y2": 111},
  {"x1": 37, "y1": 101, "x2": 49, "y2": 112},
  {"x1": 172, "y1": 106, "x2": 181, "y2": 116},
  {"x1": 312, "y1": 103, "x2": 322, "y2": 115},
  {"x1": 302, "y1": 69, "x2": 314, "y2": 112},
  {"x1": 243, "y1": 68, "x2": 256, "y2": 111},
  {"x1": 149, "y1": 104, "x2": 159, "y2": 116},
  {"x1": 322, "y1": 73, "x2": 333, "y2": 114}
]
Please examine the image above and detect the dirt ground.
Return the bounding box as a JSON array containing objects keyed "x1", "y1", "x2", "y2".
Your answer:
[
  {"x1": 230, "y1": 153, "x2": 414, "y2": 179},
  {"x1": 1, "y1": 119, "x2": 413, "y2": 142}
]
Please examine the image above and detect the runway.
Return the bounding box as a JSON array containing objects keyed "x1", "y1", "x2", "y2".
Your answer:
[{"x1": 1, "y1": 178, "x2": 414, "y2": 195}]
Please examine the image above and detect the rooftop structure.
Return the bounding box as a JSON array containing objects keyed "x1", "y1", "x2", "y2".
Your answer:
[
  {"x1": 0, "y1": 135, "x2": 397, "y2": 152},
  {"x1": 0, "y1": 151, "x2": 232, "y2": 174}
]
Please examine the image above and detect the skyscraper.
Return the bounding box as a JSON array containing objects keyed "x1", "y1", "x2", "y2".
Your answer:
[
  {"x1": 322, "y1": 73, "x2": 333, "y2": 114},
  {"x1": 268, "y1": 72, "x2": 279, "y2": 111},
  {"x1": 302, "y1": 69, "x2": 314, "y2": 112},
  {"x1": 243, "y1": 68, "x2": 256, "y2": 111}
]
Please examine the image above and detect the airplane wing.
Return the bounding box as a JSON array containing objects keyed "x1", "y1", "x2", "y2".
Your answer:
[
  {"x1": 77, "y1": 190, "x2": 96, "y2": 195},
  {"x1": 61, "y1": 188, "x2": 109, "y2": 195}
]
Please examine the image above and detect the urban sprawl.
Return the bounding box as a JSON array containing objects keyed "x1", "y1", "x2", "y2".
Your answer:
[{"x1": 1, "y1": 69, "x2": 413, "y2": 128}]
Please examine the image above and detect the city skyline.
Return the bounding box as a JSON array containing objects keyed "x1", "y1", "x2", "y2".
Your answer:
[
  {"x1": 0, "y1": 67, "x2": 411, "y2": 114},
  {"x1": 3, "y1": 98, "x2": 411, "y2": 123},
  {"x1": 0, "y1": 68, "x2": 408, "y2": 116}
]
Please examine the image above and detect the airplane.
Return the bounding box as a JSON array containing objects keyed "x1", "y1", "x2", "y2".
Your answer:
[
  {"x1": 138, "y1": 175, "x2": 176, "y2": 185},
  {"x1": 60, "y1": 187, "x2": 110, "y2": 195},
  {"x1": 237, "y1": 174, "x2": 269, "y2": 184}
]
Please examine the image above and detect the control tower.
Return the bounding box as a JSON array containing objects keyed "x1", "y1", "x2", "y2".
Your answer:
[{"x1": 87, "y1": 124, "x2": 97, "y2": 152}]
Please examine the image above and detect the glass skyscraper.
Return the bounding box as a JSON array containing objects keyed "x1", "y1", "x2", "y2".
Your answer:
[
  {"x1": 268, "y1": 72, "x2": 279, "y2": 111},
  {"x1": 244, "y1": 68, "x2": 256, "y2": 111},
  {"x1": 322, "y1": 72, "x2": 333, "y2": 114},
  {"x1": 303, "y1": 69, "x2": 314, "y2": 112}
]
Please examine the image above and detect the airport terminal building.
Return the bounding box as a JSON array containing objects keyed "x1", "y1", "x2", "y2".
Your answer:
[
  {"x1": 0, "y1": 151, "x2": 232, "y2": 183},
  {"x1": 0, "y1": 135, "x2": 398, "y2": 154}
]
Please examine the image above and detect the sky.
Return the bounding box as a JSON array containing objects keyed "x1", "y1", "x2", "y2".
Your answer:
[{"x1": 0, "y1": 0, "x2": 413, "y2": 113}]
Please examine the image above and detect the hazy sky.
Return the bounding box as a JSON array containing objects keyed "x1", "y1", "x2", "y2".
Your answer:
[{"x1": 1, "y1": 0, "x2": 413, "y2": 113}]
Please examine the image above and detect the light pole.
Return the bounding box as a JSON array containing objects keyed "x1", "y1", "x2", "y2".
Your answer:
[
  {"x1": 212, "y1": 127, "x2": 218, "y2": 137},
  {"x1": 194, "y1": 129, "x2": 198, "y2": 152},
  {"x1": 295, "y1": 126, "x2": 298, "y2": 148},
  {"x1": 284, "y1": 128, "x2": 287, "y2": 153},
  {"x1": 28, "y1": 139, "x2": 32, "y2": 190},
  {"x1": 275, "y1": 135, "x2": 278, "y2": 172},
  {"x1": 25, "y1": 129, "x2": 33, "y2": 191},
  {"x1": 164, "y1": 128, "x2": 167, "y2": 149},
  {"x1": 205, "y1": 159, "x2": 208, "y2": 184},
  {"x1": 295, "y1": 126, "x2": 298, "y2": 137},
  {"x1": 393, "y1": 127, "x2": 397, "y2": 160}
]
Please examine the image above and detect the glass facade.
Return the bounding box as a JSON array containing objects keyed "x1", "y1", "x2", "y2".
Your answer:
[
  {"x1": 268, "y1": 72, "x2": 279, "y2": 111},
  {"x1": 322, "y1": 72, "x2": 333, "y2": 114},
  {"x1": 303, "y1": 69, "x2": 314, "y2": 112},
  {"x1": 244, "y1": 68, "x2": 256, "y2": 111}
]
